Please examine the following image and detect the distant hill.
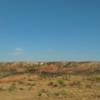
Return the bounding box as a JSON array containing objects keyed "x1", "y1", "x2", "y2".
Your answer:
[{"x1": 0, "y1": 61, "x2": 100, "y2": 78}]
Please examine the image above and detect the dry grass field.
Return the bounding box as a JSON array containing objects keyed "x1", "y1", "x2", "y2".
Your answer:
[{"x1": 0, "y1": 62, "x2": 100, "y2": 100}]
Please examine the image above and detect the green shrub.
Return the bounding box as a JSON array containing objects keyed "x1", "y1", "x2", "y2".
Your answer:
[
  {"x1": 57, "y1": 79, "x2": 66, "y2": 87},
  {"x1": 40, "y1": 72, "x2": 49, "y2": 78}
]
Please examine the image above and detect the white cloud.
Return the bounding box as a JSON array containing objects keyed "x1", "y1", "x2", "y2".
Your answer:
[
  {"x1": 15, "y1": 48, "x2": 24, "y2": 51},
  {"x1": 10, "y1": 48, "x2": 24, "y2": 56}
]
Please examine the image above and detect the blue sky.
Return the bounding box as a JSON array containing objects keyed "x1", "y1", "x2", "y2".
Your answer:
[{"x1": 0, "y1": 0, "x2": 100, "y2": 61}]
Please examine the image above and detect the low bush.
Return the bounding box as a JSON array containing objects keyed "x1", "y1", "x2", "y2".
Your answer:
[
  {"x1": 8, "y1": 83, "x2": 16, "y2": 91},
  {"x1": 57, "y1": 79, "x2": 66, "y2": 87},
  {"x1": 38, "y1": 89, "x2": 49, "y2": 97},
  {"x1": 69, "y1": 80, "x2": 81, "y2": 88},
  {"x1": 54, "y1": 90, "x2": 68, "y2": 97}
]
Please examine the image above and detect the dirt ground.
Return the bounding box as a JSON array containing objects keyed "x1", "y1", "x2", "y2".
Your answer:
[
  {"x1": 0, "y1": 73, "x2": 100, "y2": 100},
  {"x1": 0, "y1": 62, "x2": 100, "y2": 100}
]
